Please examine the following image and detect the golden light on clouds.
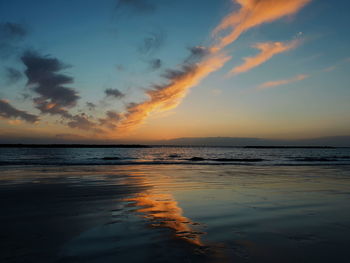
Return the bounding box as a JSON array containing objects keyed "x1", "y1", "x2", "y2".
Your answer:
[
  {"x1": 117, "y1": 53, "x2": 231, "y2": 132},
  {"x1": 114, "y1": 0, "x2": 311, "y2": 134},
  {"x1": 0, "y1": 0, "x2": 314, "y2": 139},
  {"x1": 230, "y1": 40, "x2": 299, "y2": 75},
  {"x1": 257, "y1": 74, "x2": 309, "y2": 90},
  {"x1": 213, "y1": 0, "x2": 311, "y2": 50}
]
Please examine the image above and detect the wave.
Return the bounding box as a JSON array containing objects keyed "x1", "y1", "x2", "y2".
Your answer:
[
  {"x1": 185, "y1": 157, "x2": 264, "y2": 162},
  {"x1": 292, "y1": 156, "x2": 350, "y2": 162},
  {"x1": 1, "y1": 148, "x2": 350, "y2": 166},
  {"x1": 293, "y1": 157, "x2": 333, "y2": 162},
  {"x1": 1, "y1": 160, "x2": 350, "y2": 167}
]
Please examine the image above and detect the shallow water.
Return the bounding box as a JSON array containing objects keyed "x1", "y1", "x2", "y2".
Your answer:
[
  {"x1": 1, "y1": 164, "x2": 350, "y2": 262},
  {"x1": 1, "y1": 146, "x2": 350, "y2": 166}
]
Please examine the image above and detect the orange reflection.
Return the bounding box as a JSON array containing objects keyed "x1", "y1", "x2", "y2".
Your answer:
[{"x1": 126, "y1": 192, "x2": 204, "y2": 246}]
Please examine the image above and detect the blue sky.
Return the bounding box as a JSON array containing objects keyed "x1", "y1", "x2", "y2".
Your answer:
[{"x1": 0, "y1": 0, "x2": 349, "y2": 141}]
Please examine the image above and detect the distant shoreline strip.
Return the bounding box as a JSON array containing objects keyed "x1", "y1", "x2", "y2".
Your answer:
[{"x1": 0, "y1": 144, "x2": 340, "y2": 149}]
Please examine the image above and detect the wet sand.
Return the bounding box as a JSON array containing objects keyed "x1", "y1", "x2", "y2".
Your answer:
[{"x1": 1, "y1": 165, "x2": 350, "y2": 262}]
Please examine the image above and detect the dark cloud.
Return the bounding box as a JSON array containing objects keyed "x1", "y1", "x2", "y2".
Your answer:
[
  {"x1": 105, "y1": 88, "x2": 125, "y2": 99},
  {"x1": 149, "y1": 58, "x2": 162, "y2": 70},
  {"x1": 86, "y1": 102, "x2": 96, "y2": 111},
  {"x1": 138, "y1": 30, "x2": 165, "y2": 71},
  {"x1": 116, "y1": 0, "x2": 156, "y2": 14},
  {"x1": 5, "y1": 67, "x2": 22, "y2": 84},
  {"x1": 116, "y1": 44, "x2": 213, "y2": 130},
  {"x1": 139, "y1": 30, "x2": 165, "y2": 56},
  {"x1": 185, "y1": 46, "x2": 210, "y2": 64},
  {"x1": 0, "y1": 22, "x2": 27, "y2": 38},
  {"x1": 161, "y1": 64, "x2": 197, "y2": 81},
  {"x1": 116, "y1": 65, "x2": 125, "y2": 71},
  {"x1": 8, "y1": 50, "x2": 110, "y2": 134},
  {"x1": 0, "y1": 99, "x2": 39, "y2": 123},
  {"x1": 0, "y1": 22, "x2": 27, "y2": 58},
  {"x1": 159, "y1": 47, "x2": 208, "y2": 81},
  {"x1": 21, "y1": 50, "x2": 80, "y2": 118},
  {"x1": 33, "y1": 98, "x2": 72, "y2": 119},
  {"x1": 19, "y1": 50, "x2": 115, "y2": 134},
  {"x1": 67, "y1": 113, "x2": 101, "y2": 132},
  {"x1": 147, "y1": 46, "x2": 210, "y2": 84},
  {"x1": 99, "y1": 110, "x2": 121, "y2": 130},
  {"x1": 21, "y1": 93, "x2": 31, "y2": 100},
  {"x1": 126, "y1": 102, "x2": 138, "y2": 110}
]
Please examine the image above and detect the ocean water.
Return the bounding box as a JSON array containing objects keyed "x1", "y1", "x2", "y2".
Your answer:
[
  {"x1": 1, "y1": 147, "x2": 350, "y2": 262},
  {"x1": 0, "y1": 146, "x2": 350, "y2": 166}
]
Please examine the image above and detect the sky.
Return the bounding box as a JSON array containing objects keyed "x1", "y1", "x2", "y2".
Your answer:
[{"x1": 0, "y1": 0, "x2": 349, "y2": 142}]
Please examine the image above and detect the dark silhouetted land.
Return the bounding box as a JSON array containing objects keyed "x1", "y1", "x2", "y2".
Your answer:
[{"x1": 0, "y1": 144, "x2": 151, "y2": 148}]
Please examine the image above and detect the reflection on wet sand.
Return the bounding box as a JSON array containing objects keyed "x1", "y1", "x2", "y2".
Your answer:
[
  {"x1": 126, "y1": 192, "x2": 204, "y2": 246},
  {"x1": 2, "y1": 164, "x2": 350, "y2": 263}
]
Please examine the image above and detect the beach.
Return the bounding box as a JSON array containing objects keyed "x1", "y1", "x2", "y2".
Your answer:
[
  {"x1": 1, "y1": 163, "x2": 350, "y2": 262},
  {"x1": 1, "y1": 0, "x2": 349, "y2": 261}
]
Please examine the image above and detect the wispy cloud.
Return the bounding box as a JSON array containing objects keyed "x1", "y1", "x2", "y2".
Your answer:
[
  {"x1": 5, "y1": 67, "x2": 23, "y2": 84},
  {"x1": 138, "y1": 29, "x2": 166, "y2": 56},
  {"x1": 109, "y1": 0, "x2": 311, "y2": 133},
  {"x1": 86, "y1": 102, "x2": 96, "y2": 111},
  {"x1": 115, "y1": 0, "x2": 156, "y2": 15},
  {"x1": 105, "y1": 88, "x2": 125, "y2": 99},
  {"x1": 0, "y1": 22, "x2": 28, "y2": 58},
  {"x1": 99, "y1": 111, "x2": 122, "y2": 130},
  {"x1": 322, "y1": 66, "x2": 337, "y2": 73},
  {"x1": 0, "y1": 99, "x2": 39, "y2": 123},
  {"x1": 67, "y1": 113, "x2": 102, "y2": 133},
  {"x1": 321, "y1": 57, "x2": 350, "y2": 73},
  {"x1": 117, "y1": 53, "x2": 231, "y2": 132},
  {"x1": 256, "y1": 74, "x2": 309, "y2": 90},
  {"x1": 1, "y1": 0, "x2": 311, "y2": 136},
  {"x1": 230, "y1": 40, "x2": 299, "y2": 75},
  {"x1": 212, "y1": 0, "x2": 311, "y2": 50},
  {"x1": 148, "y1": 58, "x2": 162, "y2": 70}
]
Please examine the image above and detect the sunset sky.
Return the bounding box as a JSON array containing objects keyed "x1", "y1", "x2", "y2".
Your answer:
[{"x1": 0, "y1": 0, "x2": 349, "y2": 142}]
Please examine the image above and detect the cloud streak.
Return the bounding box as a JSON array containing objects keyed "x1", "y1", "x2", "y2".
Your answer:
[
  {"x1": 0, "y1": 22, "x2": 27, "y2": 58},
  {"x1": 110, "y1": 0, "x2": 311, "y2": 134},
  {"x1": 99, "y1": 111, "x2": 122, "y2": 130},
  {"x1": 116, "y1": 0, "x2": 156, "y2": 15},
  {"x1": 212, "y1": 0, "x2": 311, "y2": 50},
  {"x1": 230, "y1": 40, "x2": 299, "y2": 75},
  {"x1": 105, "y1": 88, "x2": 125, "y2": 99},
  {"x1": 1, "y1": 0, "x2": 311, "y2": 136},
  {"x1": 5, "y1": 67, "x2": 23, "y2": 84},
  {"x1": 117, "y1": 53, "x2": 230, "y2": 132},
  {"x1": 139, "y1": 30, "x2": 165, "y2": 56},
  {"x1": 67, "y1": 113, "x2": 102, "y2": 132},
  {"x1": 0, "y1": 99, "x2": 39, "y2": 123},
  {"x1": 148, "y1": 58, "x2": 162, "y2": 70},
  {"x1": 256, "y1": 74, "x2": 309, "y2": 90}
]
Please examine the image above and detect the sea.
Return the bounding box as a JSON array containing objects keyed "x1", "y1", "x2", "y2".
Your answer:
[
  {"x1": 0, "y1": 146, "x2": 350, "y2": 166},
  {"x1": 1, "y1": 146, "x2": 350, "y2": 262}
]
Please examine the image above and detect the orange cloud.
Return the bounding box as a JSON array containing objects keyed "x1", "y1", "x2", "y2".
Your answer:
[
  {"x1": 8, "y1": 119, "x2": 22, "y2": 125},
  {"x1": 230, "y1": 40, "x2": 299, "y2": 75},
  {"x1": 256, "y1": 74, "x2": 309, "y2": 90},
  {"x1": 213, "y1": 0, "x2": 311, "y2": 50},
  {"x1": 322, "y1": 66, "x2": 337, "y2": 73},
  {"x1": 110, "y1": 0, "x2": 311, "y2": 134},
  {"x1": 117, "y1": 53, "x2": 231, "y2": 132}
]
